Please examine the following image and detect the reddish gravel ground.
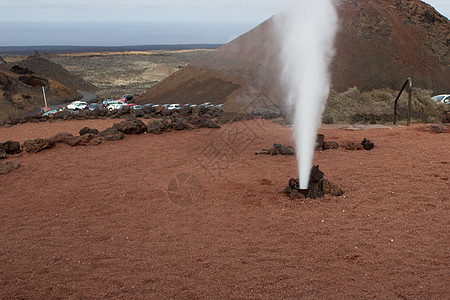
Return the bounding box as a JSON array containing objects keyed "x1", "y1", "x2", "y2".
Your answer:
[{"x1": 0, "y1": 119, "x2": 449, "y2": 299}]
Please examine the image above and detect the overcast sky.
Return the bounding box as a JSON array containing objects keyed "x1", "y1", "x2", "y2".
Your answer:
[{"x1": 0, "y1": 0, "x2": 448, "y2": 46}]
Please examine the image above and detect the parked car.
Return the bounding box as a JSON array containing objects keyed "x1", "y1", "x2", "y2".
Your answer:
[
  {"x1": 168, "y1": 104, "x2": 180, "y2": 110},
  {"x1": 200, "y1": 102, "x2": 214, "y2": 107},
  {"x1": 143, "y1": 103, "x2": 155, "y2": 108},
  {"x1": 161, "y1": 104, "x2": 170, "y2": 109},
  {"x1": 106, "y1": 100, "x2": 126, "y2": 106},
  {"x1": 42, "y1": 109, "x2": 59, "y2": 116},
  {"x1": 431, "y1": 94, "x2": 450, "y2": 104},
  {"x1": 122, "y1": 94, "x2": 134, "y2": 101},
  {"x1": 67, "y1": 101, "x2": 89, "y2": 110},
  {"x1": 107, "y1": 103, "x2": 124, "y2": 111},
  {"x1": 88, "y1": 103, "x2": 100, "y2": 110},
  {"x1": 131, "y1": 105, "x2": 143, "y2": 110},
  {"x1": 216, "y1": 104, "x2": 224, "y2": 109}
]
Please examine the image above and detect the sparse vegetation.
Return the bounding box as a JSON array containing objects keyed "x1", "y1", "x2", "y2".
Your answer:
[{"x1": 323, "y1": 87, "x2": 446, "y2": 124}]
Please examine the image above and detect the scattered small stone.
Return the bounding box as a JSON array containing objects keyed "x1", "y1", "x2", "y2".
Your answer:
[
  {"x1": 0, "y1": 161, "x2": 20, "y2": 175},
  {"x1": 0, "y1": 149, "x2": 6, "y2": 159}
]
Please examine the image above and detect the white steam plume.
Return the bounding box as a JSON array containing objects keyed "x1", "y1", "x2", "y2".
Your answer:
[{"x1": 275, "y1": 0, "x2": 338, "y2": 189}]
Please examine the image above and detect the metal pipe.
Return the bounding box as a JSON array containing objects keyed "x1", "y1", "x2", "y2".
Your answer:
[
  {"x1": 42, "y1": 86, "x2": 48, "y2": 111},
  {"x1": 407, "y1": 78, "x2": 412, "y2": 126},
  {"x1": 393, "y1": 78, "x2": 412, "y2": 125}
]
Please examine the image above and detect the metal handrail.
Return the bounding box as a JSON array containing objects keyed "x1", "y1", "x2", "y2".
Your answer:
[{"x1": 393, "y1": 78, "x2": 412, "y2": 126}]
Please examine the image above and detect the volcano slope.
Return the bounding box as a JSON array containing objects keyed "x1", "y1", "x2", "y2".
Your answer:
[
  {"x1": 0, "y1": 54, "x2": 96, "y2": 119},
  {"x1": 136, "y1": 0, "x2": 449, "y2": 116},
  {"x1": 0, "y1": 119, "x2": 449, "y2": 298}
]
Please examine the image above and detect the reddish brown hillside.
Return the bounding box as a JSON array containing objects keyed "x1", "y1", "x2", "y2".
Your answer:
[
  {"x1": 137, "y1": 0, "x2": 449, "y2": 111},
  {"x1": 136, "y1": 65, "x2": 243, "y2": 105},
  {"x1": 0, "y1": 69, "x2": 81, "y2": 119}
]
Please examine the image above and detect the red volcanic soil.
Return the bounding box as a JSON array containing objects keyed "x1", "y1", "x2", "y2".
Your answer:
[{"x1": 0, "y1": 119, "x2": 449, "y2": 298}]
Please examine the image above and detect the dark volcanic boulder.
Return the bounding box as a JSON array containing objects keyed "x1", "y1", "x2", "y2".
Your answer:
[
  {"x1": 256, "y1": 143, "x2": 295, "y2": 155},
  {"x1": 322, "y1": 179, "x2": 344, "y2": 196},
  {"x1": 309, "y1": 165, "x2": 324, "y2": 184},
  {"x1": 147, "y1": 119, "x2": 173, "y2": 134},
  {"x1": 0, "y1": 140, "x2": 21, "y2": 155},
  {"x1": 143, "y1": 105, "x2": 152, "y2": 114},
  {"x1": 134, "y1": 109, "x2": 145, "y2": 117},
  {"x1": 272, "y1": 143, "x2": 295, "y2": 155},
  {"x1": 0, "y1": 161, "x2": 20, "y2": 175},
  {"x1": 284, "y1": 165, "x2": 343, "y2": 199},
  {"x1": 344, "y1": 142, "x2": 364, "y2": 150},
  {"x1": 112, "y1": 119, "x2": 147, "y2": 134},
  {"x1": 79, "y1": 127, "x2": 100, "y2": 136},
  {"x1": 361, "y1": 138, "x2": 375, "y2": 151},
  {"x1": 98, "y1": 127, "x2": 124, "y2": 141},
  {"x1": 48, "y1": 132, "x2": 74, "y2": 144},
  {"x1": 22, "y1": 138, "x2": 55, "y2": 153},
  {"x1": 49, "y1": 132, "x2": 101, "y2": 147},
  {"x1": 204, "y1": 119, "x2": 221, "y2": 129},
  {"x1": 161, "y1": 109, "x2": 172, "y2": 117},
  {"x1": 118, "y1": 106, "x2": 131, "y2": 115},
  {"x1": 316, "y1": 134, "x2": 325, "y2": 150},
  {"x1": 323, "y1": 141, "x2": 339, "y2": 150},
  {"x1": 306, "y1": 187, "x2": 324, "y2": 199},
  {"x1": 172, "y1": 118, "x2": 193, "y2": 131}
]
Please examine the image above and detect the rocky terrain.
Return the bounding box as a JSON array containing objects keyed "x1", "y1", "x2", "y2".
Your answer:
[{"x1": 48, "y1": 50, "x2": 216, "y2": 99}]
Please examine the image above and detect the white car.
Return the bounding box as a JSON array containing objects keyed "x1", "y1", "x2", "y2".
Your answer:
[
  {"x1": 107, "y1": 103, "x2": 124, "y2": 111},
  {"x1": 431, "y1": 94, "x2": 450, "y2": 104},
  {"x1": 67, "y1": 101, "x2": 89, "y2": 110},
  {"x1": 168, "y1": 104, "x2": 180, "y2": 110}
]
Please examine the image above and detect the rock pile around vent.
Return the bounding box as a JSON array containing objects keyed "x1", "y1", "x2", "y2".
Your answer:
[{"x1": 284, "y1": 166, "x2": 344, "y2": 200}]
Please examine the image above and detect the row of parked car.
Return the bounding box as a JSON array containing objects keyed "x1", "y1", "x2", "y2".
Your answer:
[{"x1": 41, "y1": 94, "x2": 223, "y2": 117}]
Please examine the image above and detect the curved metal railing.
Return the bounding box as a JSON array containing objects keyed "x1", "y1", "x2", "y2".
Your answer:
[{"x1": 393, "y1": 78, "x2": 412, "y2": 126}]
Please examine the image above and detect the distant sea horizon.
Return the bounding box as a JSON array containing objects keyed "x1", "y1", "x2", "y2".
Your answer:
[
  {"x1": 0, "y1": 21, "x2": 257, "y2": 51},
  {"x1": 0, "y1": 44, "x2": 223, "y2": 56}
]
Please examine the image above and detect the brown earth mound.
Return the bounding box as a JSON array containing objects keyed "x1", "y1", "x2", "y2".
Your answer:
[
  {"x1": 0, "y1": 69, "x2": 81, "y2": 120},
  {"x1": 137, "y1": 0, "x2": 449, "y2": 114},
  {"x1": 0, "y1": 54, "x2": 97, "y2": 119},
  {"x1": 138, "y1": 65, "x2": 242, "y2": 105},
  {"x1": 0, "y1": 119, "x2": 448, "y2": 298},
  {"x1": 18, "y1": 54, "x2": 97, "y2": 93}
]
